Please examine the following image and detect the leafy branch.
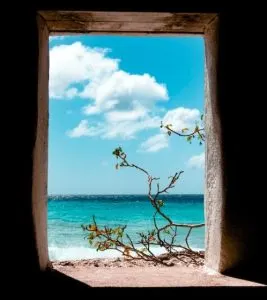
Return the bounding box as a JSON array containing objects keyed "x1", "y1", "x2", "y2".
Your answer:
[
  {"x1": 82, "y1": 139, "x2": 205, "y2": 266},
  {"x1": 160, "y1": 113, "x2": 205, "y2": 145}
]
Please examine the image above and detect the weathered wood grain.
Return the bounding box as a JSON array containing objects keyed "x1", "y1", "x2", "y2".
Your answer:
[{"x1": 38, "y1": 11, "x2": 216, "y2": 34}]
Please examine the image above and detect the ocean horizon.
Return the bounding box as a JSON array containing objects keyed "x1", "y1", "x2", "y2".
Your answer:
[{"x1": 48, "y1": 194, "x2": 204, "y2": 261}]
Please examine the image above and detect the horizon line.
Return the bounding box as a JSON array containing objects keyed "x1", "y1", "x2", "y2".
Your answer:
[{"x1": 48, "y1": 193, "x2": 204, "y2": 196}]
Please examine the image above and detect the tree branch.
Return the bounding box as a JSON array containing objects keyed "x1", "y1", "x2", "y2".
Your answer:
[{"x1": 83, "y1": 135, "x2": 205, "y2": 266}]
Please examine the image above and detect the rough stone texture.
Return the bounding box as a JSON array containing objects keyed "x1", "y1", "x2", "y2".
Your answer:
[
  {"x1": 51, "y1": 259, "x2": 265, "y2": 287},
  {"x1": 204, "y1": 16, "x2": 225, "y2": 271},
  {"x1": 204, "y1": 12, "x2": 267, "y2": 278},
  {"x1": 31, "y1": 15, "x2": 49, "y2": 270}
]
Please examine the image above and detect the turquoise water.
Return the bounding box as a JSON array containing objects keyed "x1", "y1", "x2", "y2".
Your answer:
[{"x1": 48, "y1": 194, "x2": 204, "y2": 260}]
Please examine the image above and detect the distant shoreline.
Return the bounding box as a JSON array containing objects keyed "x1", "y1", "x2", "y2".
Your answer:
[
  {"x1": 48, "y1": 194, "x2": 205, "y2": 260},
  {"x1": 48, "y1": 193, "x2": 204, "y2": 197},
  {"x1": 51, "y1": 250, "x2": 205, "y2": 268}
]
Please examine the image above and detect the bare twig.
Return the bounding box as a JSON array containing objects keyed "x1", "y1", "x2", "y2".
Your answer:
[
  {"x1": 166, "y1": 126, "x2": 205, "y2": 141},
  {"x1": 185, "y1": 227, "x2": 193, "y2": 250},
  {"x1": 83, "y1": 123, "x2": 205, "y2": 266},
  {"x1": 160, "y1": 120, "x2": 205, "y2": 143}
]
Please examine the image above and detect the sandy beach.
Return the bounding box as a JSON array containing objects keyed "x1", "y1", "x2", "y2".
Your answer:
[{"x1": 51, "y1": 256, "x2": 265, "y2": 287}]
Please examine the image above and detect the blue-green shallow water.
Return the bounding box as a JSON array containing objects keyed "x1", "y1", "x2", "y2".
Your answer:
[{"x1": 48, "y1": 194, "x2": 204, "y2": 260}]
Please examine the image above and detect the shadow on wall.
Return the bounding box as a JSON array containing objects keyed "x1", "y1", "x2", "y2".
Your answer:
[
  {"x1": 17, "y1": 269, "x2": 266, "y2": 295},
  {"x1": 223, "y1": 263, "x2": 267, "y2": 286},
  {"x1": 19, "y1": 269, "x2": 91, "y2": 294}
]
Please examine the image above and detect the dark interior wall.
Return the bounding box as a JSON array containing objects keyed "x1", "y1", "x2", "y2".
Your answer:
[
  {"x1": 13, "y1": 10, "x2": 40, "y2": 274},
  {"x1": 218, "y1": 12, "x2": 267, "y2": 275},
  {"x1": 205, "y1": 12, "x2": 267, "y2": 274},
  {"x1": 11, "y1": 6, "x2": 266, "y2": 287}
]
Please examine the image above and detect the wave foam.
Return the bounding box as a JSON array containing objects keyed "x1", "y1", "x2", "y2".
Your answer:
[{"x1": 49, "y1": 246, "x2": 204, "y2": 261}]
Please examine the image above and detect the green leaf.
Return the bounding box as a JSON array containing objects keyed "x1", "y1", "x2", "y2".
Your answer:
[
  {"x1": 181, "y1": 128, "x2": 189, "y2": 133},
  {"x1": 88, "y1": 232, "x2": 95, "y2": 240},
  {"x1": 89, "y1": 224, "x2": 97, "y2": 231},
  {"x1": 140, "y1": 248, "x2": 147, "y2": 253},
  {"x1": 112, "y1": 147, "x2": 123, "y2": 157},
  {"x1": 201, "y1": 114, "x2": 204, "y2": 120},
  {"x1": 157, "y1": 200, "x2": 164, "y2": 207},
  {"x1": 118, "y1": 228, "x2": 124, "y2": 238}
]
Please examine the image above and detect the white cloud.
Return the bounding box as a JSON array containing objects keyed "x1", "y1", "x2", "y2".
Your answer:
[
  {"x1": 103, "y1": 115, "x2": 161, "y2": 140},
  {"x1": 81, "y1": 70, "x2": 168, "y2": 115},
  {"x1": 65, "y1": 88, "x2": 78, "y2": 99},
  {"x1": 52, "y1": 42, "x2": 168, "y2": 141},
  {"x1": 49, "y1": 36, "x2": 66, "y2": 41},
  {"x1": 49, "y1": 42, "x2": 168, "y2": 117},
  {"x1": 139, "y1": 133, "x2": 168, "y2": 152},
  {"x1": 49, "y1": 42, "x2": 119, "y2": 99},
  {"x1": 67, "y1": 106, "x2": 201, "y2": 148},
  {"x1": 53, "y1": 42, "x2": 201, "y2": 151},
  {"x1": 66, "y1": 120, "x2": 105, "y2": 138},
  {"x1": 187, "y1": 152, "x2": 205, "y2": 169},
  {"x1": 105, "y1": 106, "x2": 147, "y2": 122},
  {"x1": 138, "y1": 107, "x2": 201, "y2": 152},
  {"x1": 82, "y1": 105, "x2": 101, "y2": 115},
  {"x1": 67, "y1": 115, "x2": 161, "y2": 140},
  {"x1": 161, "y1": 107, "x2": 200, "y2": 132}
]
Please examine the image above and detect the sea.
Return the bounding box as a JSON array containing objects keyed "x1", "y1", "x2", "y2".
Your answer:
[{"x1": 48, "y1": 194, "x2": 204, "y2": 261}]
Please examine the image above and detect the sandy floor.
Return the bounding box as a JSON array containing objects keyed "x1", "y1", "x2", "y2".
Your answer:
[{"x1": 52, "y1": 258, "x2": 265, "y2": 287}]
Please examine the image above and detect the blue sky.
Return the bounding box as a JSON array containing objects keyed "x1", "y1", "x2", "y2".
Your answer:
[{"x1": 48, "y1": 35, "x2": 205, "y2": 195}]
